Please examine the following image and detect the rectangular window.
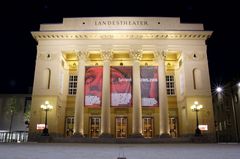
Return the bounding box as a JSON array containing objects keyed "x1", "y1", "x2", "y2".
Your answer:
[
  {"x1": 68, "y1": 75, "x2": 78, "y2": 95},
  {"x1": 166, "y1": 75, "x2": 175, "y2": 95}
]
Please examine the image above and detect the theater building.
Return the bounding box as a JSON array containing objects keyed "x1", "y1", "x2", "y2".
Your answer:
[{"x1": 29, "y1": 17, "x2": 215, "y2": 140}]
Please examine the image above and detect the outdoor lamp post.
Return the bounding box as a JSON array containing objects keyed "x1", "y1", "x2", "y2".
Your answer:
[
  {"x1": 216, "y1": 87, "x2": 223, "y2": 93},
  {"x1": 40, "y1": 101, "x2": 53, "y2": 136},
  {"x1": 191, "y1": 101, "x2": 203, "y2": 136}
]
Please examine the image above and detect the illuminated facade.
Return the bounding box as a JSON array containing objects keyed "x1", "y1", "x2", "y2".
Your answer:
[{"x1": 29, "y1": 17, "x2": 215, "y2": 140}]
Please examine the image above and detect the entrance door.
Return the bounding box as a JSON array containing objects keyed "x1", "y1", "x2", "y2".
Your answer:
[
  {"x1": 143, "y1": 117, "x2": 153, "y2": 138},
  {"x1": 116, "y1": 117, "x2": 127, "y2": 138},
  {"x1": 169, "y1": 117, "x2": 178, "y2": 137},
  {"x1": 65, "y1": 116, "x2": 74, "y2": 136},
  {"x1": 90, "y1": 117, "x2": 101, "y2": 138}
]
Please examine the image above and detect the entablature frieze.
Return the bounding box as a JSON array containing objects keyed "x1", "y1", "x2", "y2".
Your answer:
[
  {"x1": 62, "y1": 50, "x2": 181, "y2": 71},
  {"x1": 62, "y1": 49, "x2": 182, "y2": 62},
  {"x1": 60, "y1": 46, "x2": 184, "y2": 70}
]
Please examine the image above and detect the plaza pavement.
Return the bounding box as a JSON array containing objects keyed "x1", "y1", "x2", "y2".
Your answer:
[{"x1": 0, "y1": 143, "x2": 239, "y2": 159}]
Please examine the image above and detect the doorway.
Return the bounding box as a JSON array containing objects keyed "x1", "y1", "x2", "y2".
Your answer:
[
  {"x1": 116, "y1": 117, "x2": 128, "y2": 138},
  {"x1": 65, "y1": 116, "x2": 74, "y2": 136},
  {"x1": 143, "y1": 117, "x2": 153, "y2": 138},
  {"x1": 169, "y1": 117, "x2": 178, "y2": 137},
  {"x1": 89, "y1": 117, "x2": 101, "y2": 138}
]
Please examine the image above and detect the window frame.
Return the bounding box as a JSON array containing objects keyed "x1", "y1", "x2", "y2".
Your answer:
[
  {"x1": 68, "y1": 75, "x2": 78, "y2": 95},
  {"x1": 166, "y1": 75, "x2": 175, "y2": 96}
]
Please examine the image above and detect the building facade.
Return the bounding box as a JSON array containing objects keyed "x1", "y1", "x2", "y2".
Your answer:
[
  {"x1": 0, "y1": 94, "x2": 31, "y2": 142},
  {"x1": 29, "y1": 17, "x2": 215, "y2": 140},
  {"x1": 212, "y1": 82, "x2": 240, "y2": 142}
]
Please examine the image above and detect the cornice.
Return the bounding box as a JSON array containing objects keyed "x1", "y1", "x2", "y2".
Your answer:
[{"x1": 31, "y1": 30, "x2": 212, "y2": 41}]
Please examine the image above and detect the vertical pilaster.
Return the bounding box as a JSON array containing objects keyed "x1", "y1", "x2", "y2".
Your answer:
[
  {"x1": 100, "y1": 50, "x2": 112, "y2": 137},
  {"x1": 73, "y1": 51, "x2": 88, "y2": 136},
  {"x1": 131, "y1": 50, "x2": 143, "y2": 137},
  {"x1": 156, "y1": 51, "x2": 170, "y2": 137}
]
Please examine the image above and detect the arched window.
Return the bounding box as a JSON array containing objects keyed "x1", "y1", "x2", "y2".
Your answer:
[
  {"x1": 193, "y1": 68, "x2": 202, "y2": 90},
  {"x1": 42, "y1": 68, "x2": 51, "y2": 89}
]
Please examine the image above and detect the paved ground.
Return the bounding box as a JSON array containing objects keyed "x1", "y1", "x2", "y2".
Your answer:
[{"x1": 0, "y1": 143, "x2": 239, "y2": 159}]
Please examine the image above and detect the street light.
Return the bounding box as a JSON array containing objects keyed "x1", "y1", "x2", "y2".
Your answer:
[
  {"x1": 40, "y1": 101, "x2": 53, "y2": 136},
  {"x1": 216, "y1": 87, "x2": 223, "y2": 93},
  {"x1": 191, "y1": 101, "x2": 203, "y2": 136}
]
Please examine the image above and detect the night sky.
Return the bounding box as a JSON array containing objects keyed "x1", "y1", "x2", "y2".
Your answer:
[{"x1": 0, "y1": 0, "x2": 239, "y2": 93}]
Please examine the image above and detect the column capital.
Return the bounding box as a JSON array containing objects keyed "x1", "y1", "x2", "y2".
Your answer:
[
  {"x1": 130, "y1": 49, "x2": 142, "y2": 61},
  {"x1": 154, "y1": 50, "x2": 166, "y2": 61},
  {"x1": 101, "y1": 50, "x2": 113, "y2": 61},
  {"x1": 77, "y1": 51, "x2": 89, "y2": 61}
]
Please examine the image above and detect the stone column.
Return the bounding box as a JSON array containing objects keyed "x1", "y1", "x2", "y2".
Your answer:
[
  {"x1": 156, "y1": 51, "x2": 170, "y2": 137},
  {"x1": 100, "y1": 50, "x2": 112, "y2": 137},
  {"x1": 73, "y1": 51, "x2": 88, "y2": 137},
  {"x1": 131, "y1": 50, "x2": 143, "y2": 137}
]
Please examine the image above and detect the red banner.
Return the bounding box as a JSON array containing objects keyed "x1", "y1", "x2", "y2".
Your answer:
[
  {"x1": 140, "y1": 66, "x2": 159, "y2": 106},
  {"x1": 111, "y1": 66, "x2": 132, "y2": 106},
  {"x1": 84, "y1": 66, "x2": 103, "y2": 107}
]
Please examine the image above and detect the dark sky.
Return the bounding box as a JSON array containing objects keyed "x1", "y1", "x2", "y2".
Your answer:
[{"x1": 0, "y1": 0, "x2": 239, "y2": 93}]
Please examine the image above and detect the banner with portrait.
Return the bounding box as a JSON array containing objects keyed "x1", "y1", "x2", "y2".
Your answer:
[
  {"x1": 84, "y1": 66, "x2": 103, "y2": 107},
  {"x1": 140, "y1": 66, "x2": 159, "y2": 106},
  {"x1": 111, "y1": 66, "x2": 132, "y2": 107}
]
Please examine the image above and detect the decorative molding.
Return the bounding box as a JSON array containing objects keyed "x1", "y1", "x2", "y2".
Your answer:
[
  {"x1": 130, "y1": 49, "x2": 142, "y2": 61},
  {"x1": 89, "y1": 109, "x2": 101, "y2": 115},
  {"x1": 154, "y1": 50, "x2": 166, "y2": 61},
  {"x1": 101, "y1": 50, "x2": 113, "y2": 61},
  {"x1": 77, "y1": 51, "x2": 89, "y2": 61},
  {"x1": 142, "y1": 109, "x2": 154, "y2": 116},
  {"x1": 32, "y1": 31, "x2": 212, "y2": 41}
]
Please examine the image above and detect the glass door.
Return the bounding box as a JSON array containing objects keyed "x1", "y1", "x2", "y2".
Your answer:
[
  {"x1": 65, "y1": 116, "x2": 74, "y2": 136},
  {"x1": 169, "y1": 117, "x2": 178, "y2": 137},
  {"x1": 116, "y1": 117, "x2": 127, "y2": 138},
  {"x1": 90, "y1": 117, "x2": 101, "y2": 138},
  {"x1": 142, "y1": 117, "x2": 153, "y2": 138}
]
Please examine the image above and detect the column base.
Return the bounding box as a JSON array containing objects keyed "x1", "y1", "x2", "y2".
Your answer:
[
  {"x1": 72, "y1": 132, "x2": 84, "y2": 138},
  {"x1": 128, "y1": 133, "x2": 144, "y2": 138},
  {"x1": 159, "y1": 133, "x2": 171, "y2": 138},
  {"x1": 99, "y1": 133, "x2": 113, "y2": 138}
]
